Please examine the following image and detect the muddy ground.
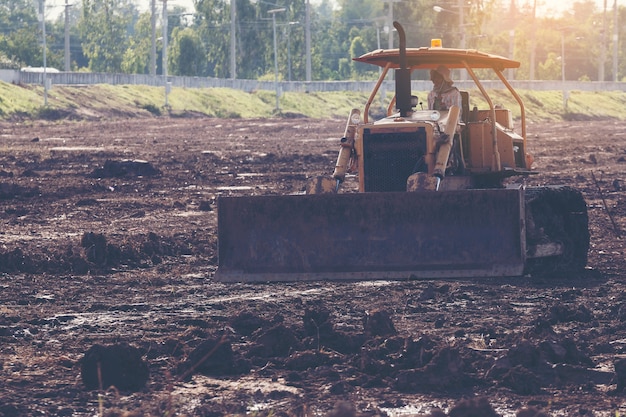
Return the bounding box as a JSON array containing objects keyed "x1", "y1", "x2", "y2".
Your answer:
[{"x1": 0, "y1": 116, "x2": 625, "y2": 417}]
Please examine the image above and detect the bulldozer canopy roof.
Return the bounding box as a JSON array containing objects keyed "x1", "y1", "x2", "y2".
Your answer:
[{"x1": 353, "y1": 47, "x2": 520, "y2": 71}]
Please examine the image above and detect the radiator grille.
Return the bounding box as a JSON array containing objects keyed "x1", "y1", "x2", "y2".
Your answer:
[{"x1": 362, "y1": 127, "x2": 427, "y2": 192}]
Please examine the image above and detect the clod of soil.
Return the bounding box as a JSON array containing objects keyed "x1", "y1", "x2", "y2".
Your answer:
[
  {"x1": 81, "y1": 343, "x2": 149, "y2": 392},
  {"x1": 89, "y1": 159, "x2": 161, "y2": 178}
]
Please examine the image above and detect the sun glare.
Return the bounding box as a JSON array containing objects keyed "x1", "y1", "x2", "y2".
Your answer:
[{"x1": 529, "y1": 0, "x2": 614, "y2": 18}]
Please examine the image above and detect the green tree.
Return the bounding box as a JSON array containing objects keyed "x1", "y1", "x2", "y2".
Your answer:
[
  {"x1": 314, "y1": 0, "x2": 444, "y2": 80},
  {"x1": 478, "y1": 0, "x2": 619, "y2": 81},
  {"x1": 0, "y1": 0, "x2": 41, "y2": 67},
  {"x1": 537, "y1": 52, "x2": 561, "y2": 80},
  {"x1": 121, "y1": 11, "x2": 152, "y2": 74},
  {"x1": 232, "y1": 0, "x2": 264, "y2": 79},
  {"x1": 0, "y1": 28, "x2": 40, "y2": 67},
  {"x1": 78, "y1": 0, "x2": 136, "y2": 72},
  {"x1": 195, "y1": 0, "x2": 230, "y2": 78},
  {"x1": 313, "y1": 3, "x2": 356, "y2": 80},
  {"x1": 169, "y1": 27, "x2": 205, "y2": 76},
  {"x1": 276, "y1": 0, "x2": 306, "y2": 81},
  {"x1": 305, "y1": 0, "x2": 336, "y2": 80},
  {"x1": 349, "y1": 34, "x2": 368, "y2": 77},
  {"x1": 241, "y1": 0, "x2": 303, "y2": 81},
  {"x1": 46, "y1": 5, "x2": 85, "y2": 71}
]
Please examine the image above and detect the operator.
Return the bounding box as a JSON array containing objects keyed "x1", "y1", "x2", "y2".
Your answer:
[
  {"x1": 424, "y1": 65, "x2": 462, "y2": 177},
  {"x1": 427, "y1": 65, "x2": 462, "y2": 113}
]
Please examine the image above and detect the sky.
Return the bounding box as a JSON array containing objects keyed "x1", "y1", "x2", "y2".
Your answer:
[{"x1": 42, "y1": 0, "x2": 619, "y2": 21}]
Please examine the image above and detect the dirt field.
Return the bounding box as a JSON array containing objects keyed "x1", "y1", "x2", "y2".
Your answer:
[{"x1": 0, "y1": 116, "x2": 625, "y2": 417}]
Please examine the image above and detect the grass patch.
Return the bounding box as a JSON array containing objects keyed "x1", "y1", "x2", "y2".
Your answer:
[
  {"x1": 0, "y1": 81, "x2": 44, "y2": 117},
  {"x1": 1, "y1": 80, "x2": 626, "y2": 122}
]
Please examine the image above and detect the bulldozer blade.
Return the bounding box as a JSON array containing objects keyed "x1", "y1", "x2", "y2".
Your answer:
[{"x1": 216, "y1": 188, "x2": 526, "y2": 282}]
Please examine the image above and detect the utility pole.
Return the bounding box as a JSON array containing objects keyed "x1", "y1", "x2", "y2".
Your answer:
[
  {"x1": 64, "y1": 0, "x2": 71, "y2": 71},
  {"x1": 387, "y1": 0, "x2": 393, "y2": 49},
  {"x1": 434, "y1": 1, "x2": 467, "y2": 80},
  {"x1": 383, "y1": 0, "x2": 400, "y2": 83},
  {"x1": 150, "y1": 0, "x2": 156, "y2": 76},
  {"x1": 39, "y1": 0, "x2": 48, "y2": 106},
  {"x1": 162, "y1": 0, "x2": 169, "y2": 106},
  {"x1": 458, "y1": 0, "x2": 465, "y2": 49},
  {"x1": 613, "y1": 0, "x2": 618, "y2": 82},
  {"x1": 508, "y1": 29, "x2": 515, "y2": 79},
  {"x1": 561, "y1": 30, "x2": 565, "y2": 84},
  {"x1": 306, "y1": 0, "x2": 311, "y2": 81},
  {"x1": 458, "y1": 0, "x2": 466, "y2": 80},
  {"x1": 268, "y1": 8, "x2": 285, "y2": 111},
  {"x1": 230, "y1": 0, "x2": 236, "y2": 79},
  {"x1": 599, "y1": 0, "x2": 607, "y2": 81},
  {"x1": 507, "y1": 0, "x2": 515, "y2": 80},
  {"x1": 285, "y1": 22, "x2": 299, "y2": 82},
  {"x1": 162, "y1": 0, "x2": 168, "y2": 79},
  {"x1": 529, "y1": 0, "x2": 536, "y2": 80},
  {"x1": 383, "y1": 0, "x2": 401, "y2": 49}
]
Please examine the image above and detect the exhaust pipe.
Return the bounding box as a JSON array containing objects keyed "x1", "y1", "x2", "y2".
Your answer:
[{"x1": 394, "y1": 21, "x2": 412, "y2": 117}]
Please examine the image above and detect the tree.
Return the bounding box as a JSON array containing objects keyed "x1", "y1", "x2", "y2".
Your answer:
[
  {"x1": 0, "y1": 28, "x2": 41, "y2": 67},
  {"x1": 0, "y1": 0, "x2": 42, "y2": 67},
  {"x1": 312, "y1": 1, "x2": 358, "y2": 80},
  {"x1": 169, "y1": 27, "x2": 205, "y2": 76},
  {"x1": 537, "y1": 52, "x2": 561, "y2": 80},
  {"x1": 47, "y1": 5, "x2": 85, "y2": 71},
  {"x1": 195, "y1": 0, "x2": 230, "y2": 78},
  {"x1": 121, "y1": 11, "x2": 152, "y2": 74},
  {"x1": 312, "y1": 0, "x2": 443, "y2": 80},
  {"x1": 78, "y1": 0, "x2": 136, "y2": 72},
  {"x1": 232, "y1": 0, "x2": 263, "y2": 79},
  {"x1": 349, "y1": 34, "x2": 368, "y2": 78}
]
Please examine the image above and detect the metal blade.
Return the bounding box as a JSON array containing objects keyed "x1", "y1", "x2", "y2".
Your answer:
[{"x1": 216, "y1": 189, "x2": 525, "y2": 282}]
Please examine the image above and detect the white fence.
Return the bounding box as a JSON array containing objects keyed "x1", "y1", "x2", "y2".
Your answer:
[{"x1": 4, "y1": 69, "x2": 626, "y2": 93}]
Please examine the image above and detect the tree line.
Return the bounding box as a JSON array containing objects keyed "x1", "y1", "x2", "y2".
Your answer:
[{"x1": 1, "y1": 0, "x2": 624, "y2": 82}]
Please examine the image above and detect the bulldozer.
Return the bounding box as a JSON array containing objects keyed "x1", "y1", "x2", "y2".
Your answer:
[{"x1": 216, "y1": 22, "x2": 589, "y2": 282}]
